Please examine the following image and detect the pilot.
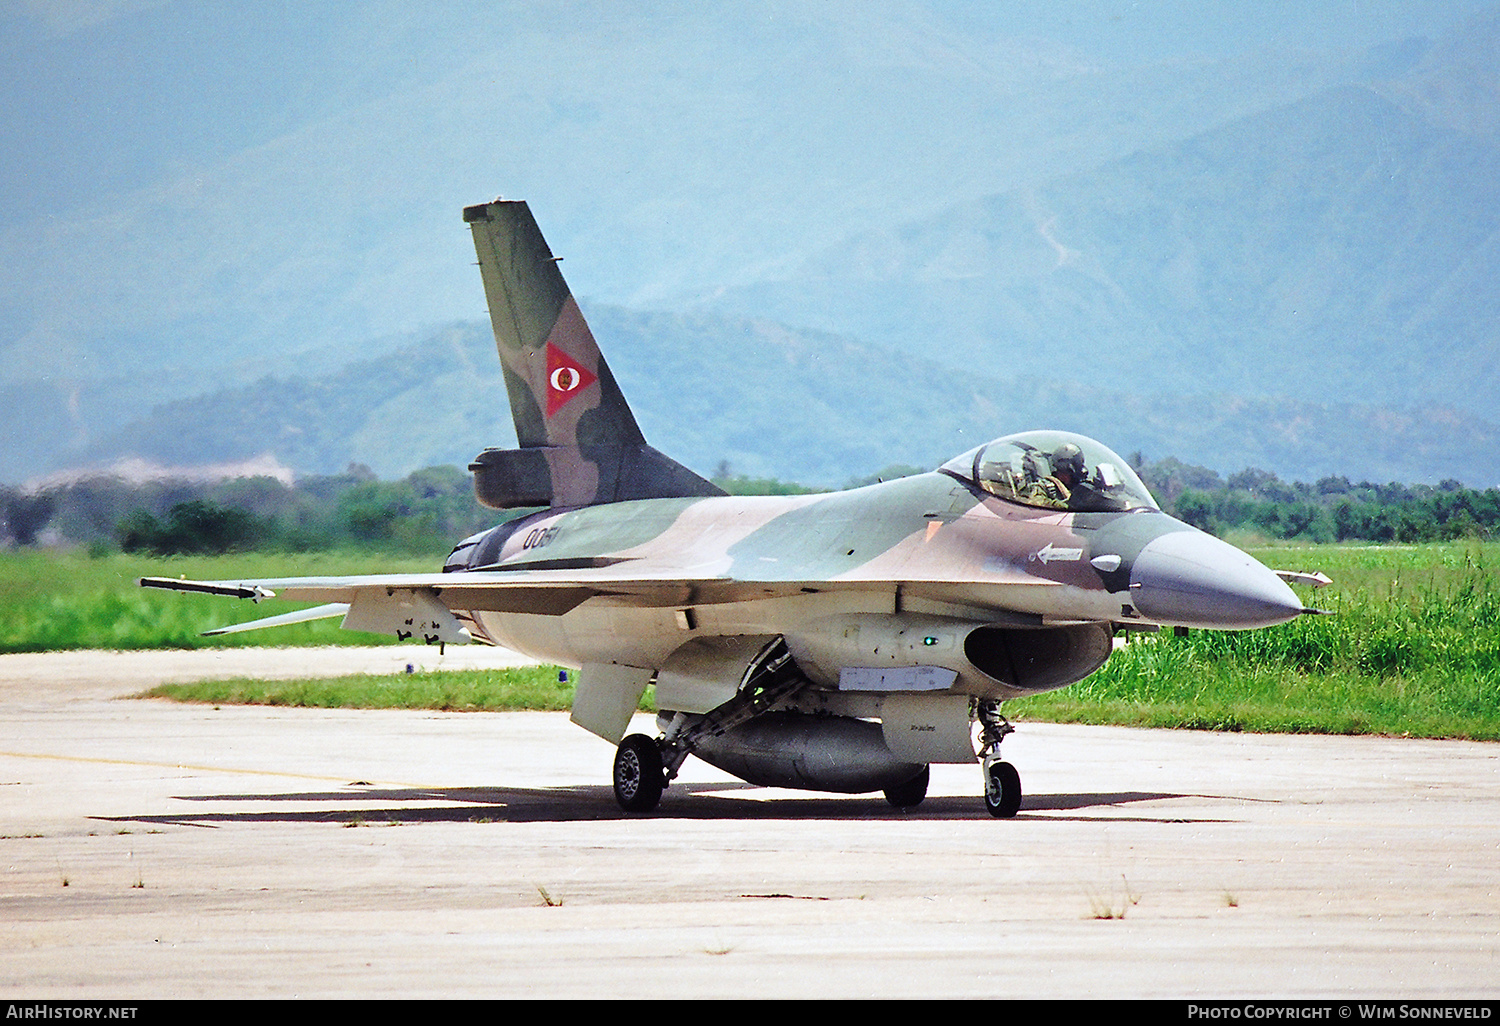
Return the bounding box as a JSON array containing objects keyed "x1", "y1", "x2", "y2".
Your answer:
[{"x1": 1022, "y1": 443, "x2": 1086, "y2": 509}]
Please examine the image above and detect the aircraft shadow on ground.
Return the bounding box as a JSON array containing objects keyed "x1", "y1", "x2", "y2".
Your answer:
[{"x1": 95, "y1": 783, "x2": 1240, "y2": 826}]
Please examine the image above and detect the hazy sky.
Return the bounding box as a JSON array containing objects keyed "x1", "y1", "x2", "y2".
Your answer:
[
  {"x1": 2, "y1": 0, "x2": 1498, "y2": 485},
  {"x1": 3, "y1": 0, "x2": 1496, "y2": 228}
]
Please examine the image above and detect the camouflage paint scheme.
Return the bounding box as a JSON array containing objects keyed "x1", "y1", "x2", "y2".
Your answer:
[
  {"x1": 142, "y1": 200, "x2": 1314, "y2": 815},
  {"x1": 464, "y1": 201, "x2": 722, "y2": 510}
]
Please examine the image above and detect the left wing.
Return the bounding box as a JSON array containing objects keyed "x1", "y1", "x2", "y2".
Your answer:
[
  {"x1": 141, "y1": 558, "x2": 1064, "y2": 644},
  {"x1": 140, "y1": 572, "x2": 603, "y2": 645}
]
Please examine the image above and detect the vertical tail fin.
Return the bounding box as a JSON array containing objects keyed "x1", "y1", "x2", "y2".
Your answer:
[{"x1": 463, "y1": 199, "x2": 724, "y2": 509}]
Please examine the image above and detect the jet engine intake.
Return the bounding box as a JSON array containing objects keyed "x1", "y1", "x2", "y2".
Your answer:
[{"x1": 963, "y1": 622, "x2": 1112, "y2": 693}]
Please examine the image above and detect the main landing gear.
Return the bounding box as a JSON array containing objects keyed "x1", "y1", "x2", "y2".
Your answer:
[
  {"x1": 611, "y1": 639, "x2": 807, "y2": 814},
  {"x1": 883, "y1": 765, "x2": 930, "y2": 809},
  {"x1": 609, "y1": 698, "x2": 1024, "y2": 819},
  {"x1": 612, "y1": 734, "x2": 665, "y2": 812},
  {"x1": 976, "y1": 700, "x2": 1022, "y2": 818}
]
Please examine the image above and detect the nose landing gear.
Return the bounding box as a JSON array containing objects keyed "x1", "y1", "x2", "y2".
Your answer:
[
  {"x1": 983, "y1": 759, "x2": 1022, "y2": 818},
  {"x1": 976, "y1": 700, "x2": 1022, "y2": 818}
]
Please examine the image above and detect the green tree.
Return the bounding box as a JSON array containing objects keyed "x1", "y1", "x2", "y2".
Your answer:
[
  {"x1": 118, "y1": 500, "x2": 266, "y2": 555},
  {"x1": 4, "y1": 491, "x2": 56, "y2": 546}
]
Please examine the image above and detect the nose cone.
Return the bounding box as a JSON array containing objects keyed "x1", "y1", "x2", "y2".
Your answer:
[{"x1": 1131, "y1": 529, "x2": 1305, "y2": 629}]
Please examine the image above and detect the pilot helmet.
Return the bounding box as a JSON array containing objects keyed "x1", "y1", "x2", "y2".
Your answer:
[{"x1": 1052, "y1": 443, "x2": 1086, "y2": 481}]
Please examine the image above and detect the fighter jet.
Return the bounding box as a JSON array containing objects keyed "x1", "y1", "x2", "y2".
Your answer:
[{"x1": 142, "y1": 199, "x2": 1322, "y2": 817}]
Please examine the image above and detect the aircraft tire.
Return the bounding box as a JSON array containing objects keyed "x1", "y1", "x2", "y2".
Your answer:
[
  {"x1": 613, "y1": 734, "x2": 664, "y2": 813},
  {"x1": 883, "y1": 765, "x2": 930, "y2": 809},
  {"x1": 984, "y1": 761, "x2": 1022, "y2": 819}
]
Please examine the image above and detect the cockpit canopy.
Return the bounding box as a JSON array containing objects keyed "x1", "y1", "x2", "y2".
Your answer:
[{"x1": 941, "y1": 431, "x2": 1158, "y2": 513}]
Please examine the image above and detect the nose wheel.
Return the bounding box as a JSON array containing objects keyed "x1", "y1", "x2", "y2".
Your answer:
[
  {"x1": 983, "y1": 760, "x2": 1022, "y2": 818},
  {"x1": 613, "y1": 733, "x2": 665, "y2": 812},
  {"x1": 976, "y1": 700, "x2": 1022, "y2": 818}
]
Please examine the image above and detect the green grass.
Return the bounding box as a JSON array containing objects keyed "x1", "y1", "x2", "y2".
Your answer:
[
  {"x1": 10, "y1": 541, "x2": 1500, "y2": 741},
  {"x1": 0, "y1": 549, "x2": 438, "y2": 652},
  {"x1": 141, "y1": 665, "x2": 657, "y2": 714},
  {"x1": 1008, "y1": 541, "x2": 1500, "y2": 740}
]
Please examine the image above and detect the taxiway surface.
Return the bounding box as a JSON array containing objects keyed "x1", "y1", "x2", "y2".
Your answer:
[{"x1": 1, "y1": 647, "x2": 1496, "y2": 999}]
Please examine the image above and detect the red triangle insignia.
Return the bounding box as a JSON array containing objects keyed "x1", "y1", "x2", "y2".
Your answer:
[{"x1": 545, "y1": 343, "x2": 597, "y2": 417}]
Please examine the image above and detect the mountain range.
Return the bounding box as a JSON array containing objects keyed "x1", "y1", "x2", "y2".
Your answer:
[
  {"x1": 67, "y1": 307, "x2": 1500, "y2": 490},
  {"x1": 4, "y1": 2, "x2": 1498, "y2": 489}
]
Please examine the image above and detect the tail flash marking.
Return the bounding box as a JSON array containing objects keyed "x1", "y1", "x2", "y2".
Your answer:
[
  {"x1": 546, "y1": 339, "x2": 598, "y2": 417},
  {"x1": 465, "y1": 198, "x2": 726, "y2": 509}
]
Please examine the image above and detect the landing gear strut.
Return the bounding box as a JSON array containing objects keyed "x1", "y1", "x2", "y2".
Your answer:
[
  {"x1": 613, "y1": 637, "x2": 809, "y2": 813},
  {"x1": 613, "y1": 734, "x2": 665, "y2": 813},
  {"x1": 976, "y1": 700, "x2": 1021, "y2": 818}
]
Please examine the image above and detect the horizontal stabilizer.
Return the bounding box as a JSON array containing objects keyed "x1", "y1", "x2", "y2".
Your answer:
[
  {"x1": 203, "y1": 603, "x2": 350, "y2": 636},
  {"x1": 470, "y1": 443, "x2": 725, "y2": 509}
]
